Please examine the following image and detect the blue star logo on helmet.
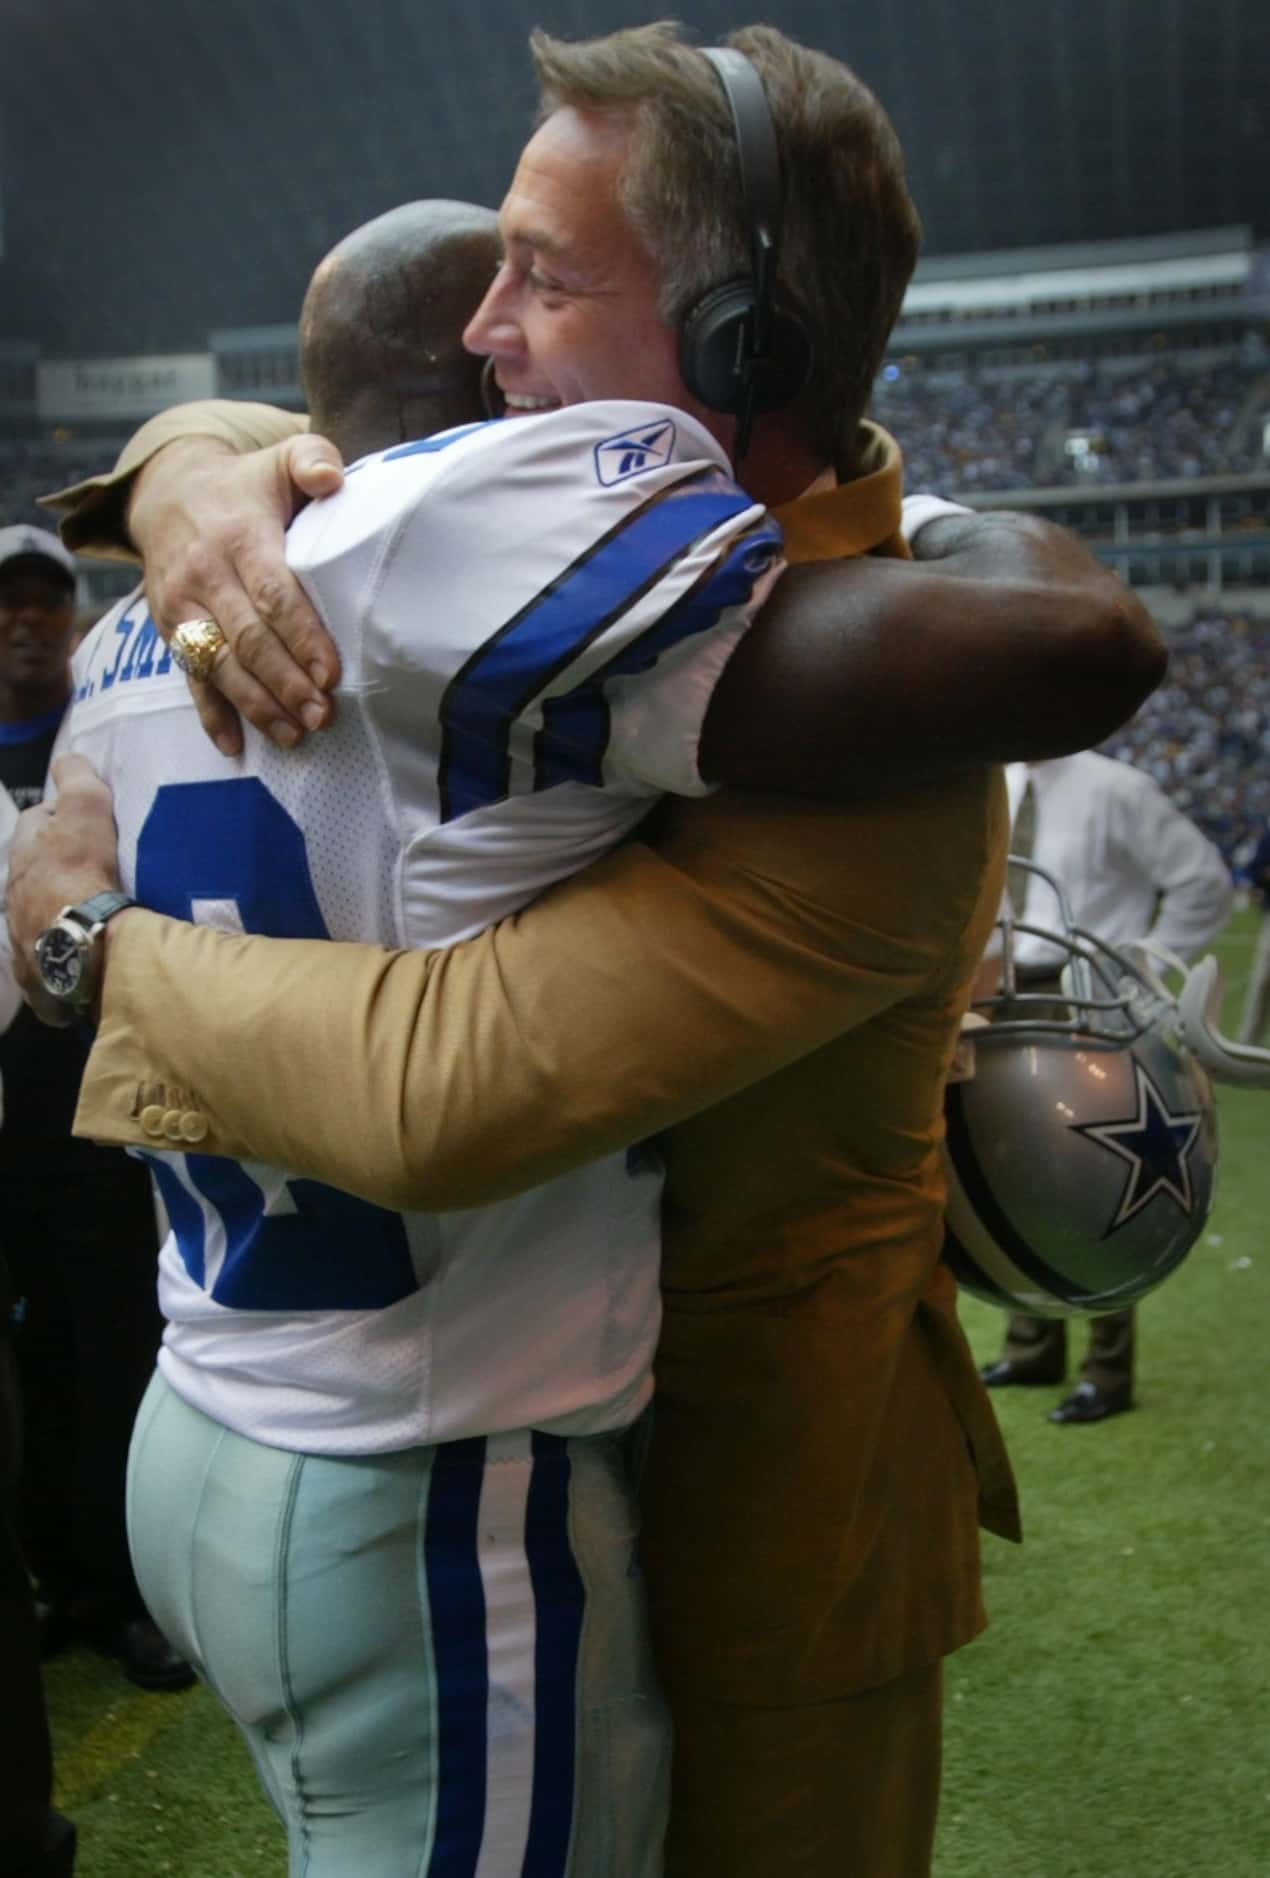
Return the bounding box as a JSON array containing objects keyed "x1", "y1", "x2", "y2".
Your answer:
[
  {"x1": 1070, "y1": 1057, "x2": 1204, "y2": 1235},
  {"x1": 594, "y1": 418, "x2": 676, "y2": 486}
]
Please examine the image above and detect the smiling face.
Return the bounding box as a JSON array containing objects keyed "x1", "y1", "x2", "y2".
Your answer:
[
  {"x1": 463, "y1": 107, "x2": 723, "y2": 439},
  {"x1": 0, "y1": 560, "x2": 76, "y2": 702}
]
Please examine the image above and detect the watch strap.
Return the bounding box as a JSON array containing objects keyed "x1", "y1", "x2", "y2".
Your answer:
[{"x1": 70, "y1": 890, "x2": 137, "y2": 930}]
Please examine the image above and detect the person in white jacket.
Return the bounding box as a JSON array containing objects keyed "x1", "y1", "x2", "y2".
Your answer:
[{"x1": 981, "y1": 750, "x2": 1233, "y2": 1423}]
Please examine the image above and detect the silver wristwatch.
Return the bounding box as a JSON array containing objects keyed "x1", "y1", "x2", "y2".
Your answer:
[{"x1": 33, "y1": 890, "x2": 137, "y2": 1013}]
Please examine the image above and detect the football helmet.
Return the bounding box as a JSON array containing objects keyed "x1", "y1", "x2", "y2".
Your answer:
[{"x1": 942, "y1": 861, "x2": 1220, "y2": 1318}]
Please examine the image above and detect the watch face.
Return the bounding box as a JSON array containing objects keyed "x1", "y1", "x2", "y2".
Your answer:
[{"x1": 36, "y1": 923, "x2": 86, "y2": 1000}]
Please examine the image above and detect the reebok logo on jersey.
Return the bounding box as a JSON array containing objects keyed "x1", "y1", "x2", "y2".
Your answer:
[{"x1": 594, "y1": 419, "x2": 676, "y2": 486}]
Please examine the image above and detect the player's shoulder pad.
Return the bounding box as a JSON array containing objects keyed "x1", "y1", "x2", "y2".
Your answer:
[
  {"x1": 284, "y1": 418, "x2": 496, "y2": 575},
  {"x1": 477, "y1": 400, "x2": 731, "y2": 488},
  {"x1": 286, "y1": 403, "x2": 736, "y2": 577},
  {"x1": 403, "y1": 403, "x2": 742, "y2": 542},
  {"x1": 408, "y1": 401, "x2": 731, "y2": 492}
]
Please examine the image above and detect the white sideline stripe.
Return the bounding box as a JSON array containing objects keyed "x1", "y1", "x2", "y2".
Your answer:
[{"x1": 474, "y1": 1430, "x2": 538, "y2": 1877}]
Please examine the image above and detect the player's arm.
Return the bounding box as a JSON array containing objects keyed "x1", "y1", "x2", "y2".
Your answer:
[
  {"x1": 700, "y1": 511, "x2": 1165, "y2": 794},
  {"x1": 6, "y1": 757, "x2": 1000, "y2": 1213},
  {"x1": 46, "y1": 407, "x2": 1164, "y2": 778}
]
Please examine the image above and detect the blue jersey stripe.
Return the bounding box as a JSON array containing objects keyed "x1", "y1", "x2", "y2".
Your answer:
[
  {"x1": 522, "y1": 1432, "x2": 586, "y2": 1876},
  {"x1": 437, "y1": 472, "x2": 755, "y2": 823},
  {"x1": 381, "y1": 422, "x2": 492, "y2": 463},
  {"x1": 535, "y1": 517, "x2": 783, "y2": 794},
  {"x1": 533, "y1": 688, "x2": 609, "y2": 793},
  {"x1": 425, "y1": 1438, "x2": 490, "y2": 1878}
]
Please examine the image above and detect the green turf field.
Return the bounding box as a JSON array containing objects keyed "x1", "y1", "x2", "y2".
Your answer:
[
  {"x1": 46, "y1": 907, "x2": 1270, "y2": 1876},
  {"x1": 939, "y1": 903, "x2": 1270, "y2": 1878}
]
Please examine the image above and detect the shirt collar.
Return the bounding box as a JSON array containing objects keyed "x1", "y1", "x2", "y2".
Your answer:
[{"x1": 772, "y1": 421, "x2": 909, "y2": 564}]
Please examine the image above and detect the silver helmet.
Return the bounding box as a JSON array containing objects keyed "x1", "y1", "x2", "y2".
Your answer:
[{"x1": 942, "y1": 861, "x2": 1221, "y2": 1318}]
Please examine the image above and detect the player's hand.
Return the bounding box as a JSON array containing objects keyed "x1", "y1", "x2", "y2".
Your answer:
[
  {"x1": 128, "y1": 433, "x2": 347, "y2": 756},
  {"x1": 6, "y1": 756, "x2": 123, "y2": 1024}
]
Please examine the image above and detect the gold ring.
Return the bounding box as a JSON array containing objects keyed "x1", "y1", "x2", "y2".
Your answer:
[{"x1": 170, "y1": 617, "x2": 228, "y2": 683}]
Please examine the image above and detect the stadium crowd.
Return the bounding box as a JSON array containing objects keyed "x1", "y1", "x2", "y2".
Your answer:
[
  {"x1": 1063, "y1": 357, "x2": 1266, "y2": 485},
  {"x1": 1100, "y1": 603, "x2": 1270, "y2": 866},
  {"x1": 873, "y1": 348, "x2": 1269, "y2": 492},
  {"x1": 874, "y1": 368, "x2": 1064, "y2": 491}
]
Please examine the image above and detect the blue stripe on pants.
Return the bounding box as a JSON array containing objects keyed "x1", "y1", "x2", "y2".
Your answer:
[
  {"x1": 522, "y1": 1432, "x2": 587, "y2": 1876},
  {"x1": 426, "y1": 1436, "x2": 490, "y2": 1877}
]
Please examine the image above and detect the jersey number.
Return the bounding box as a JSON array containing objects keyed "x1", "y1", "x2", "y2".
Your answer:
[{"x1": 134, "y1": 779, "x2": 416, "y2": 1312}]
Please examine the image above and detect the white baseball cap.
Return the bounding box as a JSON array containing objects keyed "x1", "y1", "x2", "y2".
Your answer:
[{"x1": 0, "y1": 524, "x2": 78, "y2": 590}]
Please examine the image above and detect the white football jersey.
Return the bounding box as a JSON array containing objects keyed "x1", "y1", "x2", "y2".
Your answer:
[{"x1": 66, "y1": 401, "x2": 783, "y2": 1454}]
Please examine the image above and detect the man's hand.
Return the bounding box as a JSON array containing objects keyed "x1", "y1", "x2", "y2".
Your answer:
[
  {"x1": 128, "y1": 432, "x2": 348, "y2": 755},
  {"x1": 6, "y1": 756, "x2": 124, "y2": 1024}
]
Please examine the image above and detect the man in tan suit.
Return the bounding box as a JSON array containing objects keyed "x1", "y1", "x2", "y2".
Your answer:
[{"x1": 10, "y1": 24, "x2": 1164, "y2": 1876}]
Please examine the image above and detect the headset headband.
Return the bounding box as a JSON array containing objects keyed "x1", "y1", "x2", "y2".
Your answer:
[
  {"x1": 700, "y1": 47, "x2": 784, "y2": 364},
  {"x1": 679, "y1": 44, "x2": 811, "y2": 453}
]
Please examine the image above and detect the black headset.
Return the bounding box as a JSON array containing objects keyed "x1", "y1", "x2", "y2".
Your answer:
[{"x1": 678, "y1": 46, "x2": 814, "y2": 458}]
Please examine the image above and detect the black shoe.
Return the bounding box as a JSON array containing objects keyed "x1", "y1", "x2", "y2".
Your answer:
[
  {"x1": 1048, "y1": 1381, "x2": 1132, "y2": 1425},
  {"x1": 107, "y1": 1618, "x2": 197, "y2": 1693},
  {"x1": 34, "y1": 1598, "x2": 77, "y2": 1661},
  {"x1": 41, "y1": 1812, "x2": 76, "y2": 1878},
  {"x1": 0, "y1": 1810, "x2": 77, "y2": 1877},
  {"x1": 980, "y1": 1358, "x2": 1065, "y2": 1388}
]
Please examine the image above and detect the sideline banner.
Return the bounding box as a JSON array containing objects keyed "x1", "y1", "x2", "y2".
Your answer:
[{"x1": 37, "y1": 354, "x2": 215, "y2": 421}]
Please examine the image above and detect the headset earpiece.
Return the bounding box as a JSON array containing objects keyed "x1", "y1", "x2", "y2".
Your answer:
[
  {"x1": 679, "y1": 281, "x2": 812, "y2": 417},
  {"x1": 679, "y1": 47, "x2": 814, "y2": 455}
]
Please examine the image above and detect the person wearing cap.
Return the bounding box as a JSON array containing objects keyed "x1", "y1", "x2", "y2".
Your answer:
[
  {"x1": 0, "y1": 525, "x2": 193, "y2": 1695},
  {"x1": 0, "y1": 528, "x2": 81, "y2": 809}
]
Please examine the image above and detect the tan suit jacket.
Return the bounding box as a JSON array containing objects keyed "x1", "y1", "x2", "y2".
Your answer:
[{"x1": 55, "y1": 410, "x2": 1019, "y2": 1708}]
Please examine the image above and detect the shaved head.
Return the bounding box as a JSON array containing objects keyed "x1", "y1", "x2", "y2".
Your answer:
[{"x1": 300, "y1": 199, "x2": 499, "y2": 460}]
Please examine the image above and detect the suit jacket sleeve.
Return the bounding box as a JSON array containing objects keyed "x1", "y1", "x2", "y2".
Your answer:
[
  {"x1": 41, "y1": 401, "x2": 309, "y2": 557},
  {"x1": 76, "y1": 783, "x2": 993, "y2": 1212}
]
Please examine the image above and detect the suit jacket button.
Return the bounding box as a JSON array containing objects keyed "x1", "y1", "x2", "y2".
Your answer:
[
  {"x1": 140, "y1": 1104, "x2": 167, "y2": 1138},
  {"x1": 180, "y1": 1111, "x2": 209, "y2": 1145},
  {"x1": 162, "y1": 1109, "x2": 185, "y2": 1141}
]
